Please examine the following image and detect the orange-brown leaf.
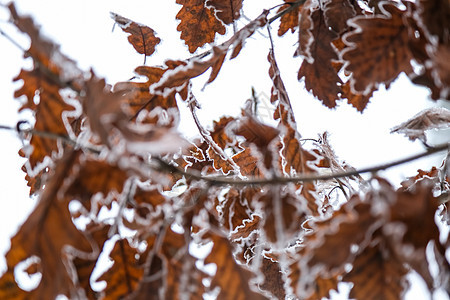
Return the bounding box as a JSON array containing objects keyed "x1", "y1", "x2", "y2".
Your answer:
[
  {"x1": 277, "y1": 1, "x2": 303, "y2": 36},
  {"x1": 323, "y1": 0, "x2": 357, "y2": 34},
  {"x1": 15, "y1": 69, "x2": 75, "y2": 169},
  {"x1": 206, "y1": 0, "x2": 243, "y2": 25},
  {"x1": 66, "y1": 157, "x2": 129, "y2": 210},
  {"x1": 100, "y1": 239, "x2": 144, "y2": 299},
  {"x1": 111, "y1": 13, "x2": 160, "y2": 58},
  {"x1": 343, "y1": 242, "x2": 408, "y2": 300},
  {"x1": 176, "y1": 0, "x2": 226, "y2": 53},
  {"x1": 153, "y1": 11, "x2": 268, "y2": 94},
  {"x1": 342, "y1": 3, "x2": 414, "y2": 95},
  {"x1": 341, "y1": 80, "x2": 375, "y2": 112},
  {"x1": 259, "y1": 256, "x2": 286, "y2": 299},
  {"x1": 114, "y1": 66, "x2": 179, "y2": 124},
  {"x1": 204, "y1": 232, "x2": 268, "y2": 299},
  {"x1": 297, "y1": 7, "x2": 342, "y2": 108},
  {"x1": 0, "y1": 150, "x2": 93, "y2": 299}
]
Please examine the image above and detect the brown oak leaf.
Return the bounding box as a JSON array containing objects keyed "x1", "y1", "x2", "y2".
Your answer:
[
  {"x1": 343, "y1": 240, "x2": 409, "y2": 300},
  {"x1": 204, "y1": 232, "x2": 268, "y2": 299},
  {"x1": 206, "y1": 0, "x2": 243, "y2": 25},
  {"x1": 152, "y1": 11, "x2": 268, "y2": 95},
  {"x1": 296, "y1": 6, "x2": 342, "y2": 108},
  {"x1": 111, "y1": 12, "x2": 160, "y2": 63},
  {"x1": 0, "y1": 151, "x2": 93, "y2": 299},
  {"x1": 277, "y1": 1, "x2": 303, "y2": 36},
  {"x1": 99, "y1": 239, "x2": 144, "y2": 298},
  {"x1": 176, "y1": 0, "x2": 226, "y2": 53},
  {"x1": 342, "y1": 3, "x2": 414, "y2": 95}
]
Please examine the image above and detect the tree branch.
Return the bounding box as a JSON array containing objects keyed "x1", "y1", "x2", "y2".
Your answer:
[{"x1": 154, "y1": 144, "x2": 449, "y2": 186}]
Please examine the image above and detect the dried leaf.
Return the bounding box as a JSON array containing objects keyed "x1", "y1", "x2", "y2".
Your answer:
[
  {"x1": 277, "y1": 1, "x2": 303, "y2": 36},
  {"x1": 342, "y1": 3, "x2": 414, "y2": 95},
  {"x1": 73, "y1": 223, "x2": 111, "y2": 300},
  {"x1": 343, "y1": 241, "x2": 409, "y2": 300},
  {"x1": 204, "y1": 232, "x2": 268, "y2": 299},
  {"x1": 152, "y1": 11, "x2": 268, "y2": 94},
  {"x1": 176, "y1": 0, "x2": 226, "y2": 53},
  {"x1": 323, "y1": 0, "x2": 357, "y2": 34},
  {"x1": 341, "y1": 80, "x2": 375, "y2": 112},
  {"x1": 259, "y1": 255, "x2": 286, "y2": 299},
  {"x1": 297, "y1": 6, "x2": 342, "y2": 108},
  {"x1": 0, "y1": 151, "x2": 93, "y2": 299},
  {"x1": 16, "y1": 69, "x2": 76, "y2": 167},
  {"x1": 65, "y1": 156, "x2": 129, "y2": 210},
  {"x1": 390, "y1": 107, "x2": 450, "y2": 143},
  {"x1": 111, "y1": 13, "x2": 160, "y2": 59},
  {"x1": 99, "y1": 239, "x2": 144, "y2": 299},
  {"x1": 114, "y1": 66, "x2": 179, "y2": 125},
  {"x1": 206, "y1": 0, "x2": 243, "y2": 25},
  {"x1": 416, "y1": 0, "x2": 450, "y2": 44}
]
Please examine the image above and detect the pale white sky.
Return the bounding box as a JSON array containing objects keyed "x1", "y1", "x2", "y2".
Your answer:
[{"x1": 0, "y1": 1, "x2": 448, "y2": 299}]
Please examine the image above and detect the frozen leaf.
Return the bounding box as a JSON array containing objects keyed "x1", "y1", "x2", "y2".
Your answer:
[
  {"x1": 297, "y1": 7, "x2": 342, "y2": 108},
  {"x1": 390, "y1": 107, "x2": 450, "y2": 143},
  {"x1": 111, "y1": 12, "x2": 160, "y2": 61},
  {"x1": 218, "y1": 188, "x2": 252, "y2": 232},
  {"x1": 152, "y1": 11, "x2": 268, "y2": 94},
  {"x1": 206, "y1": 0, "x2": 243, "y2": 25},
  {"x1": 258, "y1": 255, "x2": 286, "y2": 299},
  {"x1": 99, "y1": 239, "x2": 144, "y2": 299},
  {"x1": 176, "y1": 0, "x2": 226, "y2": 53},
  {"x1": 342, "y1": 3, "x2": 414, "y2": 95},
  {"x1": 259, "y1": 188, "x2": 307, "y2": 244},
  {"x1": 85, "y1": 73, "x2": 187, "y2": 154},
  {"x1": 0, "y1": 151, "x2": 93, "y2": 299},
  {"x1": 416, "y1": 0, "x2": 450, "y2": 44},
  {"x1": 341, "y1": 81, "x2": 375, "y2": 112},
  {"x1": 204, "y1": 232, "x2": 268, "y2": 299},
  {"x1": 73, "y1": 223, "x2": 111, "y2": 299},
  {"x1": 343, "y1": 241, "x2": 408, "y2": 300},
  {"x1": 15, "y1": 70, "x2": 76, "y2": 168},
  {"x1": 268, "y1": 51, "x2": 295, "y2": 125},
  {"x1": 232, "y1": 148, "x2": 264, "y2": 177},
  {"x1": 114, "y1": 66, "x2": 179, "y2": 125},
  {"x1": 153, "y1": 46, "x2": 227, "y2": 95},
  {"x1": 277, "y1": 1, "x2": 303, "y2": 36},
  {"x1": 65, "y1": 156, "x2": 129, "y2": 210},
  {"x1": 305, "y1": 275, "x2": 338, "y2": 300},
  {"x1": 323, "y1": 0, "x2": 358, "y2": 34}
]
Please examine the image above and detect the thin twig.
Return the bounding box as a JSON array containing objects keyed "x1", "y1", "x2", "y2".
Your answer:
[
  {"x1": 154, "y1": 144, "x2": 449, "y2": 186},
  {"x1": 187, "y1": 91, "x2": 241, "y2": 174},
  {"x1": 0, "y1": 124, "x2": 101, "y2": 154},
  {"x1": 1, "y1": 123, "x2": 448, "y2": 186}
]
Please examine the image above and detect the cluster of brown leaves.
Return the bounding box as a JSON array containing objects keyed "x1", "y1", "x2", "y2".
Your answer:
[
  {"x1": 1, "y1": 1, "x2": 449, "y2": 300},
  {"x1": 281, "y1": 0, "x2": 450, "y2": 111}
]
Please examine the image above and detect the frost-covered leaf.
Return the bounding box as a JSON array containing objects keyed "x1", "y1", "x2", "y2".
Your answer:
[
  {"x1": 342, "y1": 3, "x2": 413, "y2": 95},
  {"x1": 99, "y1": 239, "x2": 144, "y2": 299},
  {"x1": 206, "y1": 0, "x2": 243, "y2": 25},
  {"x1": 111, "y1": 12, "x2": 160, "y2": 61},
  {"x1": 390, "y1": 107, "x2": 450, "y2": 143},
  {"x1": 416, "y1": 0, "x2": 450, "y2": 44},
  {"x1": 323, "y1": 0, "x2": 358, "y2": 34},
  {"x1": 0, "y1": 151, "x2": 93, "y2": 299},
  {"x1": 277, "y1": 1, "x2": 303, "y2": 36},
  {"x1": 152, "y1": 11, "x2": 268, "y2": 95},
  {"x1": 176, "y1": 0, "x2": 226, "y2": 53},
  {"x1": 343, "y1": 240, "x2": 408, "y2": 300},
  {"x1": 204, "y1": 232, "x2": 268, "y2": 299},
  {"x1": 9, "y1": 3, "x2": 82, "y2": 180},
  {"x1": 296, "y1": 5, "x2": 342, "y2": 108}
]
